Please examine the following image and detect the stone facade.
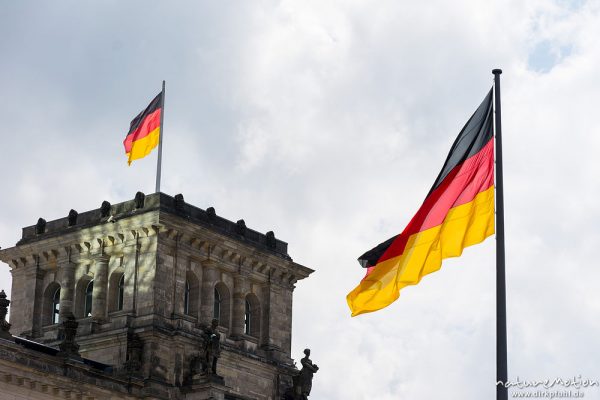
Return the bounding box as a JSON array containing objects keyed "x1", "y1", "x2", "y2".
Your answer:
[{"x1": 0, "y1": 192, "x2": 313, "y2": 399}]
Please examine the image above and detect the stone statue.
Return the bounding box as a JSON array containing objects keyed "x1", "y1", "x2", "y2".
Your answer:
[
  {"x1": 124, "y1": 329, "x2": 144, "y2": 374},
  {"x1": 283, "y1": 348, "x2": 319, "y2": 400},
  {"x1": 298, "y1": 348, "x2": 318, "y2": 398},
  {"x1": 57, "y1": 312, "x2": 81, "y2": 359},
  {"x1": 0, "y1": 290, "x2": 12, "y2": 340},
  {"x1": 202, "y1": 318, "x2": 221, "y2": 375}
]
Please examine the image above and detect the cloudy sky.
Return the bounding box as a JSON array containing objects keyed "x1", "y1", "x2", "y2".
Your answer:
[{"x1": 1, "y1": 1, "x2": 599, "y2": 398}]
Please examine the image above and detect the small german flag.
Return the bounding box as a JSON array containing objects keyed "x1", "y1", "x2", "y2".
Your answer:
[
  {"x1": 347, "y1": 89, "x2": 495, "y2": 316},
  {"x1": 123, "y1": 92, "x2": 162, "y2": 165}
]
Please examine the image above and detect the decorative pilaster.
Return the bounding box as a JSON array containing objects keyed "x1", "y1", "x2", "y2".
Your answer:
[{"x1": 91, "y1": 254, "x2": 110, "y2": 322}]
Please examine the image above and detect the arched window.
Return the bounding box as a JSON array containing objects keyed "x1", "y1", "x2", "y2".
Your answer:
[
  {"x1": 42, "y1": 282, "x2": 61, "y2": 326},
  {"x1": 213, "y1": 287, "x2": 221, "y2": 321},
  {"x1": 108, "y1": 270, "x2": 125, "y2": 313},
  {"x1": 244, "y1": 293, "x2": 261, "y2": 338},
  {"x1": 183, "y1": 271, "x2": 199, "y2": 318},
  {"x1": 85, "y1": 280, "x2": 94, "y2": 317},
  {"x1": 52, "y1": 287, "x2": 61, "y2": 324},
  {"x1": 184, "y1": 280, "x2": 191, "y2": 315},
  {"x1": 244, "y1": 299, "x2": 251, "y2": 335},
  {"x1": 117, "y1": 275, "x2": 125, "y2": 311},
  {"x1": 74, "y1": 275, "x2": 93, "y2": 318},
  {"x1": 213, "y1": 282, "x2": 231, "y2": 330}
]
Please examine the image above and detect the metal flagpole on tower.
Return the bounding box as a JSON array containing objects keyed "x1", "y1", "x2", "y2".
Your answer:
[
  {"x1": 155, "y1": 80, "x2": 165, "y2": 193},
  {"x1": 492, "y1": 69, "x2": 508, "y2": 400}
]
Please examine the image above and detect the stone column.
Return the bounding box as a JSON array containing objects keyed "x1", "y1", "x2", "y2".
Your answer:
[
  {"x1": 59, "y1": 262, "x2": 76, "y2": 321},
  {"x1": 231, "y1": 276, "x2": 248, "y2": 339},
  {"x1": 200, "y1": 260, "x2": 218, "y2": 326},
  {"x1": 91, "y1": 255, "x2": 110, "y2": 322}
]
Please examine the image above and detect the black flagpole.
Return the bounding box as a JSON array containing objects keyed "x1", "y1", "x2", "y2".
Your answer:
[{"x1": 492, "y1": 69, "x2": 508, "y2": 400}]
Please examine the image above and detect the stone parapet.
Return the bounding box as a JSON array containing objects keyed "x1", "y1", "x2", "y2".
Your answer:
[{"x1": 14, "y1": 192, "x2": 291, "y2": 259}]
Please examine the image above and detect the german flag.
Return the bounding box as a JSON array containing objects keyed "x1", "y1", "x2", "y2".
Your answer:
[
  {"x1": 347, "y1": 89, "x2": 495, "y2": 316},
  {"x1": 123, "y1": 92, "x2": 162, "y2": 165}
]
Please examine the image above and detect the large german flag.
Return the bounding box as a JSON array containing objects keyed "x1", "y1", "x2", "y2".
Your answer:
[
  {"x1": 123, "y1": 92, "x2": 162, "y2": 165},
  {"x1": 347, "y1": 89, "x2": 495, "y2": 316}
]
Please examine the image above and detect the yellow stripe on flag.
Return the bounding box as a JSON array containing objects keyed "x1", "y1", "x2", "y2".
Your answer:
[
  {"x1": 126, "y1": 127, "x2": 160, "y2": 165},
  {"x1": 347, "y1": 185, "x2": 495, "y2": 316}
]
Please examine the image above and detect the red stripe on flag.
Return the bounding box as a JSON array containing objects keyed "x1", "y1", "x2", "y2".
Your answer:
[
  {"x1": 123, "y1": 108, "x2": 161, "y2": 153},
  {"x1": 377, "y1": 138, "x2": 494, "y2": 265}
]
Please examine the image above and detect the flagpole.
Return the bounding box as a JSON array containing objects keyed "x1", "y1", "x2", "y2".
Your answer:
[
  {"x1": 492, "y1": 69, "x2": 508, "y2": 400},
  {"x1": 155, "y1": 80, "x2": 165, "y2": 193}
]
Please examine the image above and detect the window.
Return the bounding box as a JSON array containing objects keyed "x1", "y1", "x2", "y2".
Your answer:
[
  {"x1": 184, "y1": 280, "x2": 191, "y2": 315},
  {"x1": 108, "y1": 271, "x2": 125, "y2": 313},
  {"x1": 244, "y1": 299, "x2": 251, "y2": 335},
  {"x1": 52, "y1": 288, "x2": 61, "y2": 324},
  {"x1": 183, "y1": 272, "x2": 199, "y2": 317},
  {"x1": 85, "y1": 280, "x2": 94, "y2": 317},
  {"x1": 244, "y1": 293, "x2": 260, "y2": 337},
  {"x1": 42, "y1": 282, "x2": 61, "y2": 326},
  {"x1": 213, "y1": 287, "x2": 221, "y2": 321},
  {"x1": 117, "y1": 275, "x2": 124, "y2": 311},
  {"x1": 213, "y1": 282, "x2": 231, "y2": 330}
]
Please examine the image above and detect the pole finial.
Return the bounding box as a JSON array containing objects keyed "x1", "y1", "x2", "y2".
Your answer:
[{"x1": 492, "y1": 68, "x2": 503, "y2": 75}]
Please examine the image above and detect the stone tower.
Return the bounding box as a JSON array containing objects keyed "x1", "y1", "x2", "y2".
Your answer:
[{"x1": 0, "y1": 192, "x2": 313, "y2": 399}]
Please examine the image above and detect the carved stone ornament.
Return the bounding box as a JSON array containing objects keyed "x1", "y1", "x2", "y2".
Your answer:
[
  {"x1": 35, "y1": 218, "x2": 47, "y2": 235},
  {"x1": 174, "y1": 193, "x2": 185, "y2": 211},
  {"x1": 236, "y1": 219, "x2": 247, "y2": 236},
  {"x1": 134, "y1": 191, "x2": 145, "y2": 209},
  {"x1": 68, "y1": 209, "x2": 78, "y2": 226},
  {"x1": 100, "y1": 200, "x2": 111, "y2": 217},
  {"x1": 266, "y1": 231, "x2": 276, "y2": 249},
  {"x1": 206, "y1": 207, "x2": 216, "y2": 220}
]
